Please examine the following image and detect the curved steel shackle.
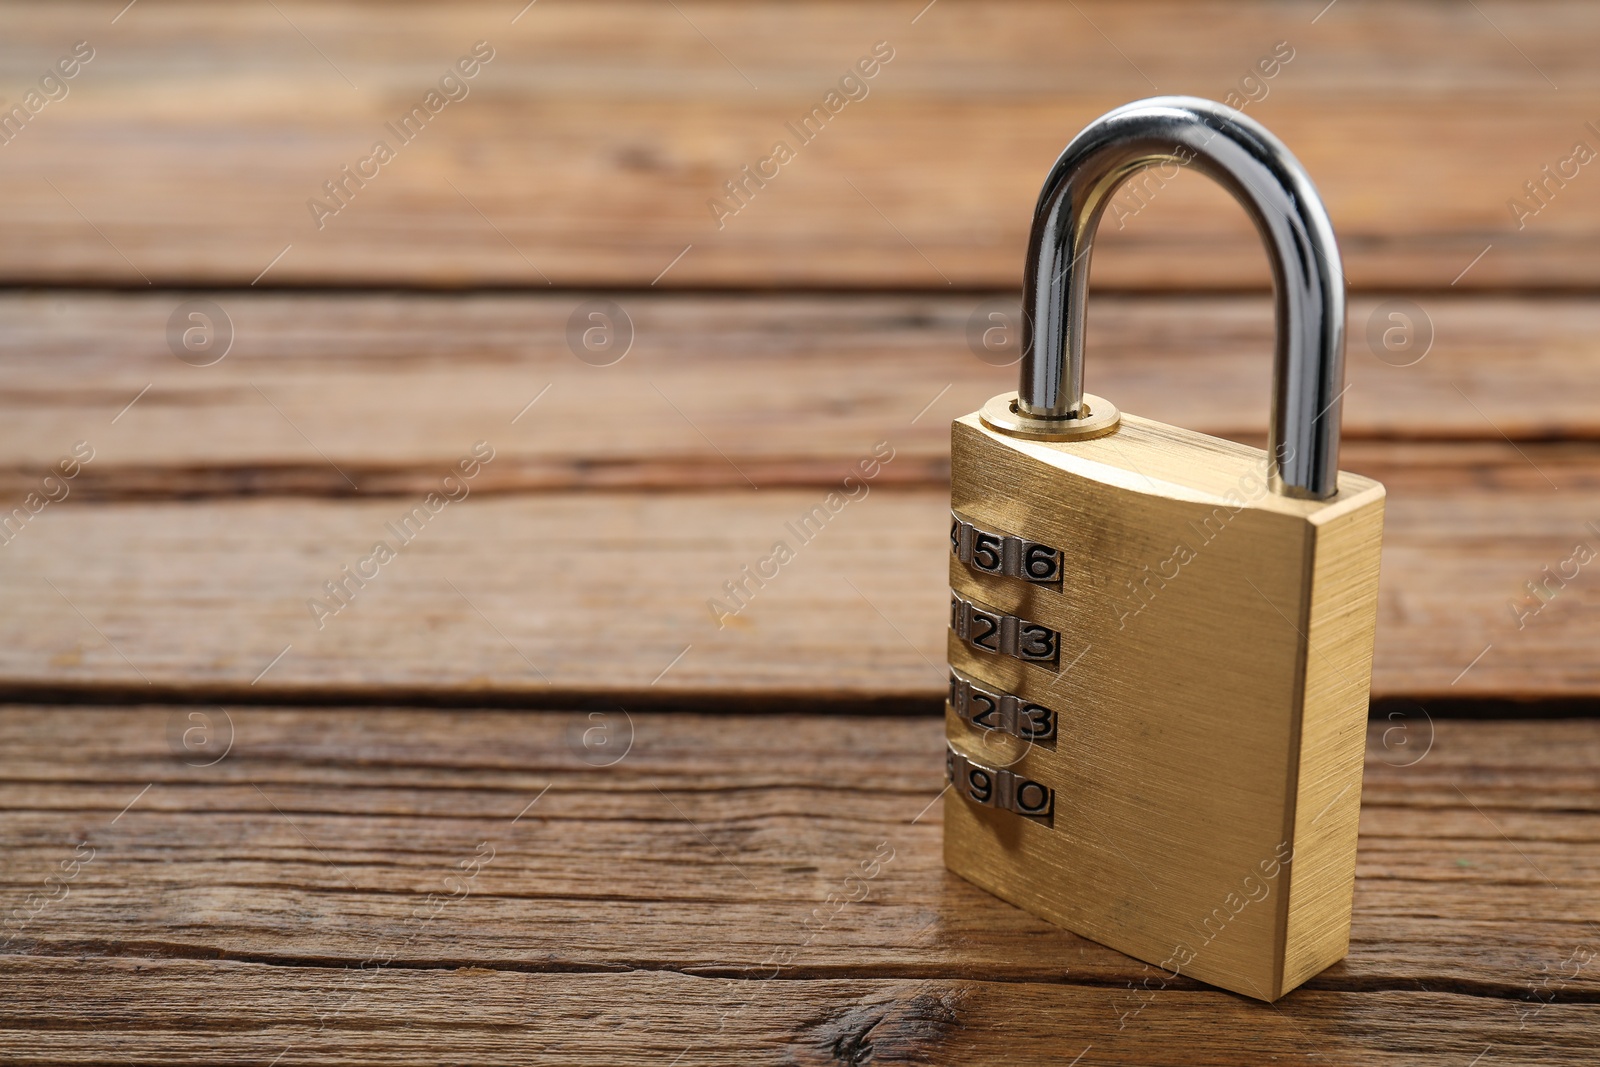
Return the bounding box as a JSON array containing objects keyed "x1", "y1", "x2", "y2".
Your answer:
[{"x1": 1019, "y1": 96, "x2": 1345, "y2": 500}]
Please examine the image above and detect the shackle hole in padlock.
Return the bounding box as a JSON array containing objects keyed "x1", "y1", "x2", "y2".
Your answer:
[{"x1": 979, "y1": 390, "x2": 1120, "y2": 441}]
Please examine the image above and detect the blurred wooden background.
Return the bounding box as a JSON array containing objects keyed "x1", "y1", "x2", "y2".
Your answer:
[{"x1": 1, "y1": 1, "x2": 1597, "y2": 1063}]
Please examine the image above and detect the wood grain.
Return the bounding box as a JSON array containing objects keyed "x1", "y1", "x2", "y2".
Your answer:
[
  {"x1": 1, "y1": 711, "x2": 1596, "y2": 1063},
  {"x1": 2, "y1": 961, "x2": 1597, "y2": 1066},
  {"x1": 0, "y1": 291, "x2": 1595, "y2": 498},
  {"x1": 0, "y1": 453, "x2": 1591, "y2": 703},
  {"x1": 0, "y1": 2, "x2": 1596, "y2": 288}
]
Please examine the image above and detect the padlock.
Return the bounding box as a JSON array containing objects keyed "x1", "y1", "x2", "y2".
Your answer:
[{"x1": 944, "y1": 97, "x2": 1385, "y2": 1002}]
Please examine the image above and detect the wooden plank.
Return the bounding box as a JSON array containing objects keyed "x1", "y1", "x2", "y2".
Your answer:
[
  {"x1": 0, "y1": 452, "x2": 1593, "y2": 702},
  {"x1": 1, "y1": 713, "x2": 1596, "y2": 1063},
  {"x1": 0, "y1": 712, "x2": 1584, "y2": 992},
  {"x1": 2, "y1": 712, "x2": 1596, "y2": 990},
  {"x1": 2, "y1": 961, "x2": 1597, "y2": 1066},
  {"x1": 1, "y1": 291, "x2": 1595, "y2": 497},
  {"x1": 1, "y1": 3, "x2": 1597, "y2": 288}
]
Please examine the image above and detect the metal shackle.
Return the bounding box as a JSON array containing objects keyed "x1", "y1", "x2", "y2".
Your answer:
[{"x1": 1017, "y1": 96, "x2": 1345, "y2": 500}]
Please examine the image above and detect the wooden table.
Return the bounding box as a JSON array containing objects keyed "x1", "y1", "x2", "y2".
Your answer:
[{"x1": 1, "y1": 3, "x2": 1597, "y2": 1063}]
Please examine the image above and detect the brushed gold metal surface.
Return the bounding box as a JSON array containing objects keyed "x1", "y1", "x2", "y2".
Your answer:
[{"x1": 944, "y1": 409, "x2": 1385, "y2": 1002}]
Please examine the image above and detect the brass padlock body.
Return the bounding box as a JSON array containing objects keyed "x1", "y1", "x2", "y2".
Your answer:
[{"x1": 945, "y1": 411, "x2": 1383, "y2": 1001}]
